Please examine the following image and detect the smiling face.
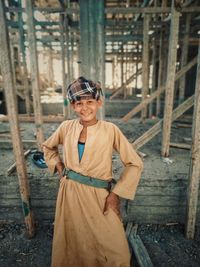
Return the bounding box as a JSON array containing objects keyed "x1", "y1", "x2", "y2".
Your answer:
[{"x1": 71, "y1": 96, "x2": 102, "y2": 124}]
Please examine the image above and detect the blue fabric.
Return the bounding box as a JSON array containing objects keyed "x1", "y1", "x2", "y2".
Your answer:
[{"x1": 78, "y1": 142, "x2": 85, "y2": 161}]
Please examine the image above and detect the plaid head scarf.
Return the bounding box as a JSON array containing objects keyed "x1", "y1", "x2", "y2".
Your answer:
[{"x1": 67, "y1": 77, "x2": 103, "y2": 103}]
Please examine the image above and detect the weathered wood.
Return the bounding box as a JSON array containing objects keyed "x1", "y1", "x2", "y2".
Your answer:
[
  {"x1": 122, "y1": 57, "x2": 197, "y2": 122},
  {"x1": 129, "y1": 227, "x2": 154, "y2": 267},
  {"x1": 96, "y1": 0, "x2": 105, "y2": 119},
  {"x1": 162, "y1": 3, "x2": 180, "y2": 157},
  {"x1": 105, "y1": 6, "x2": 200, "y2": 14},
  {"x1": 18, "y1": 0, "x2": 31, "y2": 115},
  {"x1": 59, "y1": 14, "x2": 68, "y2": 120},
  {"x1": 175, "y1": 123, "x2": 192, "y2": 128},
  {"x1": 142, "y1": 14, "x2": 150, "y2": 121},
  {"x1": 0, "y1": 115, "x2": 64, "y2": 122},
  {"x1": 133, "y1": 95, "x2": 194, "y2": 150},
  {"x1": 179, "y1": 14, "x2": 191, "y2": 103},
  {"x1": 122, "y1": 86, "x2": 165, "y2": 122},
  {"x1": 7, "y1": 150, "x2": 31, "y2": 176},
  {"x1": 186, "y1": 39, "x2": 200, "y2": 239},
  {"x1": 169, "y1": 143, "x2": 191, "y2": 150},
  {"x1": 0, "y1": 0, "x2": 35, "y2": 237},
  {"x1": 25, "y1": 0, "x2": 44, "y2": 149},
  {"x1": 110, "y1": 68, "x2": 142, "y2": 99}
]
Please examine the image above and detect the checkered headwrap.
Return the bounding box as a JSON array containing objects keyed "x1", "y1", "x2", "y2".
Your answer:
[{"x1": 67, "y1": 77, "x2": 103, "y2": 103}]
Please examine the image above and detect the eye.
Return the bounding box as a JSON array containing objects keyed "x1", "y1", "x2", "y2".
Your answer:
[
  {"x1": 76, "y1": 102, "x2": 82, "y2": 106},
  {"x1": 87, "y1": 100, "x2": 94, "y2": 104}
]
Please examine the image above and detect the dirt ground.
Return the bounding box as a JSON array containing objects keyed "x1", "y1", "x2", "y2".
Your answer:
[{"x1": 0, "y1": 117, "x2": 200, "y2": 267}]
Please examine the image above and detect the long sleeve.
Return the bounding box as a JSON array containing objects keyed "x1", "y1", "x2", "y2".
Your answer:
[
  {"x1": 42, "y1": 122, "x2": 66, "y2": 175},
  {"x1": 112, "y1": 125, "x2": 143, "y2": 200}
]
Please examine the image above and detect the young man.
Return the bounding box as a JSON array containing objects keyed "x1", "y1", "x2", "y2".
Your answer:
[{"x1": 43, "y1": 77, "x2": 143, "y2": 267}]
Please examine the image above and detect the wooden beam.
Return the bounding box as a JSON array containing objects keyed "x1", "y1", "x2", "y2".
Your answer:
[
  {"x1": 110, "y1": 68, "x2": 142, "y2": 99},
  {"x1": 162, "y1": 3, "x2": 180, "y2": 157},
  {"x1": 0, "y1": 115, "x2": 64, "y2": 123},
  {"x1": 142, "y1": 14, "x2": 150, "y2": 121},
  {"x1": 59, "y1": 14, "x2": 68, "y2": 120},
  {"x1": 133, "y1": 95, "x2": 194, "y2": 150},
  {"x1": 105, "y1": 6, "x2": 200, "y2": 14},
  {"x1": 7, "y1": 149, "x2": 31, "y2": 176},
  {"x1": 179, "y1": 14, "x2": 191, "y2": 103},
  {"x1": 122, "y1": 56, "x2": 197, "y2": 122},
  {"x1": 186, "y1": 39, "x2": 200, "y2": 239},
  {"x1": 96, "y1": 0, "x2": 105, "y2": 119},
  {"x1": 128, "y1": 226, "x2": 154, "y2": 267},
  {"x1": 0, "y1": 0, "x2": 35, "y2": 237},
  {"x1": 169, "y1": 142, "x2": 191, "y2": 150},
  {"x1": 18, "y1": 0, "x2": 31, "y2": 115},
  {"x1": 25, "y1": 0, "x2": 44, "y2": 149}
]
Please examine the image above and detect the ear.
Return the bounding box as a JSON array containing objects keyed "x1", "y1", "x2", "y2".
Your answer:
[{"x1": 97, "y1": 99, "x2": 103, "y2": 107}]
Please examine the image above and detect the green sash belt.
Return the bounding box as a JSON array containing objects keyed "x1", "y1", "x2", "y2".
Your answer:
[{"x1": 62, "y1": 168, "x2": 112, "y2": 189}]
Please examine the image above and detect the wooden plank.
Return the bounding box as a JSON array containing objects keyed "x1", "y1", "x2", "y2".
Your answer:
[
  {"x1": 0, "y1": 0, "x2": 35, "y2": 237},
  {"x1": 122, "y1": 57, "x2": 197, "y2": 122},
  {"x1": 96, "y1": 0, "x2": 105, "y2": 119},
  {"x1": 110, "y1": 68, "x2": 142, "y2": 99},
  {"x1": 142, "y1": 14, "x2": 150, "y2": 121},
  {"x1": 25, "y1": 0, "x2": 44, "y2": 149},
  {"x1": 59, "y1": 14, "x2": 68, "y2": 120},
  {"x1": 179, "y1": 14, "x2": 191, "y2": 103},
  {"x1": 186, "y1": 39, "x2": 200, "y2": 239},
  {"x1": 0, "y1": 115, "x2": 64, "y2": 122},
  {"x1": 105, "y1": 7, "x2": 200, "y2": 14},
  {"x1": 133, "y1": 95, "x2": 194, "y2": 150},
  {"x1": 7, "y1": 149, "x2": 31, "y2": 176},
  {"x1": 162, "y1": 3, "x2": 180, "y2": 157},
  {"x1": 129, "y1": 227, "x2": 154, "y2": 267},
  {"x1": 18, "y1": 0, "x2": 31, "y2": 115},
  {"x1": 169, "y1": 143, "x2": 191, "y2": 150}
]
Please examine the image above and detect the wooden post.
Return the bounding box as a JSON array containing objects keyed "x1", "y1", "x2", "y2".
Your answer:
[
  {"x1": 179, "y1": 14, "x2": 191, "y2": 103},
  {"x1": 121, "y1": 56, "x2": 197, "y2": 121},
  {"x1": 141, "y1": 14, "x2": 150, "y2": 122},
  {"x1": 17, "y1": 0, "x2": 31, "y2": 115},
  {"x1": 79, "y1": 0, "x2": 90, "y2": 77},
  {"x1": 149, "y1": 37, "x2": 157, "y2": 118},
  {"x1": 47, "y1": 46, "x2": 54, "y2": 88},
  {"x1": 96, "y1": 0, "x2": 105, "y2": 119},
  {"x1": 88, "y1": 0, "x2": 96, "y2": 80},
  {"x1": 59, "y1": 14, "x2": 68, "y2": 119},
  {"x1": 0, "y1": 0, "x2": 35, "y2": 237},
  {"x1": 185, "y1": 39, "x2": 200, "y2": 239},
  {"x1": 161, "y1": 2, "x2": 180, "y2": 157},
  {"x1": 133, "y1": 95, "x2": 194, "y2": 150},
  {"x1": 25, "y1": 0, "x2": 44, "y2": 149}
]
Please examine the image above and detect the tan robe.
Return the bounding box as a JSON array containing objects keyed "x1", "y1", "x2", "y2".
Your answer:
[{"x1": 43, "y1": 119, "x2": 143, "y2": 267}]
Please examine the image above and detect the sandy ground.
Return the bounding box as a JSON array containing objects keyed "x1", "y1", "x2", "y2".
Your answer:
[{"x1": 0, "y1": 117, "x2": 200, "y2": 267}]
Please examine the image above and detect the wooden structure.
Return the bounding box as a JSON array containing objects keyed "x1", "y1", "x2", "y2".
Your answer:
[{"x1": 0, "y1": 0, "x2": 200, "y2": 242}]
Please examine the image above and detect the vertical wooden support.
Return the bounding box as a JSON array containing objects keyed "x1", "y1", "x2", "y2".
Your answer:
[
  {"x1": 25, "y1": 0, "x2": 44, "y2": 149},
  {"x1": 142, "y1": 14, "x2": 150, "y2": 122},
  {"x1": 185, "y1": 40, "x2": 200, "y2": 239},
  {"x1": 0, "y1": 0, "x2": 35, "y2": 237},
  {"x1": 88, "y1": 0, "x2": 96, "y2": 80},
  {"x1": 96, "y1": 0, "x2": 105, "y2": 119},
  {"x1": 157, "y1": 29, "x2": 165, "y2": 117},
  {"x1": 47, "y1": 46, "x2": 54, "y2": 88},
  {"x1": 179, "y1": 14, "x2": 191, "y2": 103},
  {"x1": 161, "y1": 3, "x2": 180, "y2": 157},
  {"x1": 121, "y1": 46, "x2": 124, "y2": 89},
  {"x1": 79, "y1": 0, "x2": 90, "y2": 77},
  {"x1": 149, "y1": 37, "x2": 157, "y2": 118},
  {"x1": 18, "y1": 0, "x2": 31, "y2": 115},
  {"x1": 59, "y1": 14, "x2": 68, "y2": 119}
]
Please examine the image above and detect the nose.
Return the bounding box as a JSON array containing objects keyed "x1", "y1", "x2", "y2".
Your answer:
[{"x1": 82, "y1": 103, "x2": 88, "y2": 111}]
